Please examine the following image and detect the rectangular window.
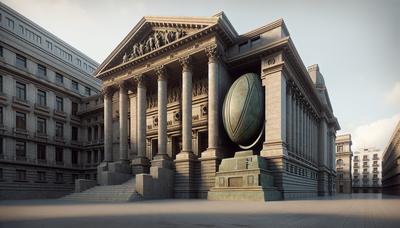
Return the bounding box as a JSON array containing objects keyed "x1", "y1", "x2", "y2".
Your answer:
[
  {"x1": 55, "y1": 147, "x2": 63, "y2": 162},
  {"x1": 56, "y1": 173, "x2": 63, "y2": 183},
  {"x1": 16, "y1": 54, "x2": 26, "y2": 68},
  {"x1": 37, "y1": 64, "x2": 46, "y2": 77},
  {"x1": 16, "y1": 111, "x2": 26, "y2": 130},
  {"x1": 85, "y1": 87, "x2": 91, "y2": 96},
  {"x1": 55, "y1": 73, "x2": 63, "y2": 84},
  {"x1": 55, "y1": 122, "x2": 63, "y2": 137},
  {"x1": 46, "y1": 41, "x2": 52, "y2": 50},
  {"x1": 37, "y1": 117, "x2": 46, "y2": 134},
  {"x1": 0, "y1": 75, "x2": 3, "y2": 92},
  {"x1": 71, "y1": 126, "x2": 78, "y2": 141},
  {"x1": 16, "y1": 169, "x2": 26, "y2": 181},
  {"x1": 37, "y1": 171, "x2": 46, "y2": 182},
  {"x1": 0, "y1": 137, "x2": 3, "y2": 155},
  {"x1": 15, "y1": 141, "x2": 26, "y2": 159},
  {"x1": 16, "y1": 82, "x2": 26, "y2": 100},
  {"x1": 37, "y1": 90, "x2": 47, "y2": 106},
  {"x1": 37, "y1": 144, "x2": 46, "y2": 161},
  {"x1": 56, "y1": 96, "x2": 63, "y2": 111},
  {"x1": 71, "y1": 102, "x2": 78, "y2": 115},
  {"x1": 71, "y1": 150, "x2": 78, "y2": 164},
  {"x1": 337, "y1": 145, "x2": 343, "y2": 152},
  {"x1": 77, "y1": 59, "x2": 81, "y2": 66},
  {"x1": 87, "y1": 151, "x2": 91, "y2": 164},
  {"x1": 0, "y1": 46, "x2": 3, "y2": 57},
  {"x1": 0, "y1": 168, "x2": 3, "y2": 180},
  {"x1": 72, "y1": 80, "x2": 79, "y2": 91},
  {"x1": 0, "y1": 107, "x2": 3, "y2": 125}
]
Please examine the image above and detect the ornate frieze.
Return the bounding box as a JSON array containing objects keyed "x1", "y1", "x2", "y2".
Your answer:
[
  {"x1": 192, "y1": 78, "x2": 208, "y2": 97},
  {"x1": 122, "y1": 29, "x2": 188, "y2": 63},
  {"x1": 179, "y1": 56, "x2": 192, "y2": 72}
]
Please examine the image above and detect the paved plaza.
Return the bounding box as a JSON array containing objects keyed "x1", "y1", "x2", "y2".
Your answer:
[{"x1": 0, "y1": 194, "x2": 399, "y2": 228}]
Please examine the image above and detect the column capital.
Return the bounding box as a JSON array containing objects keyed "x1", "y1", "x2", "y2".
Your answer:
[
  {"x1": 117, "y1": 80, "x2": 130, "y2": 92},
  {"x1": 155, "y1": 65, "x2": 168, "y2": 81},
  {"x1": 205, "y1": 44, "x2": 219, "y2": 63},
  {"x1": 101, "y1": 86, "x2": 115, "y2": 99},
  {"x1": 179, "y1": 56, "x2": 192, "y2": 72},
  {"x1": 134, "y1": 75, "x2": 147, "y2": 88}
]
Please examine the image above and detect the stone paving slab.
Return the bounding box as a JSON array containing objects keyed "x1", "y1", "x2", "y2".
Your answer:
[{"x1": 0, "y1": 194, "x2": 399, "y2": 228}]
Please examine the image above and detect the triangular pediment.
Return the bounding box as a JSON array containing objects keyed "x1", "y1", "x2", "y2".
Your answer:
[{"x1": 95, "y1": 12, "x2": 238, "y2": 79}]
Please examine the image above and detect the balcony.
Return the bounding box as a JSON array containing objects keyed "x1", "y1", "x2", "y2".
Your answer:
[
  {"x1": 363, "y1": 157, "x2": 369, "y2": 161},
  {"x1": 34, "y1": 132, "x2": 48, "y2": 141},
  {"x1": 37, "y1": 159, "x2": 47, "y2": 164},
  {"x1": 354, "y1": 164, "x2": 360, "y2": 168},
  {"x1": 53, "y1": 109, "x2": 67, "y2": 119},
  {"x1": 34, "y1": 103, "x2": 50, "y2": 115},
  {"x1": 12, "y1": 96, "x2": 30, "y2": 109},
  {"x1": 53, "y1": 136, "x2": 66, "y2": 144},
  {"x1": 373, "y1": 156, "x2": 379, "y2": 160},
  {"x1": 71, "y1": 140, "x2": 82, "y2": 146},
  {"x1": 363, "y1": 164, "x2": 369, "y2": 167},
  {"x1": 13, "y1": 127, "x2": 28, "y2": 136},
  {"x1": 0, "y1": 154, "x2": 86, "y2": 169},
  {"x1": 0, "y1": 91, "x2": 7, "y2": 103},
  {"x1": 16, "y1": 156, "x2": 27, "y2": 161},
  {"x1": 373, "y1": 163, "x2": 379, "y2": 167}
]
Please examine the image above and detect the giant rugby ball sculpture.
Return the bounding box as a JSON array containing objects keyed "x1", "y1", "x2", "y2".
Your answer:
[{"x1": 222, "y1": 73, "x2": 264, "y2": 149}]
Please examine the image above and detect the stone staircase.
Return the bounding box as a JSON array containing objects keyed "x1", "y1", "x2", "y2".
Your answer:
[{"x1": 62, "y1": 178, "x2": 142, "y2": 202}]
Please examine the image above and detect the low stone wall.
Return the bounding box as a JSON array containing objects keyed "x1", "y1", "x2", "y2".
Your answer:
[{"x1": 75, "y1": 179, "x2": 97, "y2": 193}]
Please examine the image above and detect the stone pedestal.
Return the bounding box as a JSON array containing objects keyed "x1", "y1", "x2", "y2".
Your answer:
[
  {"x1": 174, "y1": 152, "x2": 197, "y2": 198},
  {"x1": 135, "y1": 166, "x2": 174, "y2": 199},
  {"x1": 152, "y1": 154, "x2": 172, "y2": 169},
  {"x1": 97, "y1": 161, "x2": 132, "y2": 186},
  {"x1": 132, "y1": 157, "x2": 150, "y2": 174},
  {"x1": 199, "y1": 148, "x2": 222, "y2": 198},
  {"x1": 208, "y1": 150, "x2": 281, "y2": 201}
]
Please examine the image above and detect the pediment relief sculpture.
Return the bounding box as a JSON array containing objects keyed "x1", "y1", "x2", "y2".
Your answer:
[{"x1": 123, "y1": 29, "x2": 188, "y2": 63}]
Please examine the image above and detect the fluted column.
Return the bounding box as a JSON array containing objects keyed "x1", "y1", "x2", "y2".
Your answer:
[
  {"x1": 119, "y1": 81, "x2": 129, "y2": 161},
  {"x1": 103, "y1": 87, "x2": 114, "y2": 162},
  {"x1": 205, "y1": 44, "x2": 219, "y2": 153},
  {"x1": 155, "y1": 65, "x2": 168, "y2": 160},
  {"x1": 286, "y1": 86, "x2": 292, "y2": 152},
  {"x1": 179, "y1": 56, "x2": 193, "y2": 155},
  {"x1": 136, "y1": 76, "x2": 146, "y2": 158}
]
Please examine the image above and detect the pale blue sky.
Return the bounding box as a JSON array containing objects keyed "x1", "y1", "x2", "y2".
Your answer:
[{"x1": 3, "y1": 0, "x2": 400, "y2": 150}]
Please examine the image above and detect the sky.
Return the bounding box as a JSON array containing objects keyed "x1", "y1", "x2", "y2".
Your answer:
[{"x1": 3, "y1": 0, "x2": 400, "y2": 151}]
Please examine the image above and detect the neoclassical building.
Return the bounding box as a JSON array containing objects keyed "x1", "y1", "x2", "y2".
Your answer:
[
  {"x1": 352, "y1": 147, "x2": 383, "y2": 193},
  {"x1": 335, "y1": 134, "x2": 353, "y2": 193},
  {"x1": 382, "y1": 120, "x2": 400, "y2": 195},
  {"x1": 93, "y1": 12, "x2": 340, "y2": 200}
]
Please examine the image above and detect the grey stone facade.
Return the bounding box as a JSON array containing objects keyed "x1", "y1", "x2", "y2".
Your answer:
[
  {"x1": 335, "y1": 134, "x2": 353, "y2": 193},
  {"x1": 382, "y1": 121, "x2": 400, "y2": 195},
  {"x1": 0, "y1": 2, "x2": 101, "y2": 200}
]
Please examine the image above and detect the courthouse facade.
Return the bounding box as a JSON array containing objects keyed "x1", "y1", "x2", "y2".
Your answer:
[
  {"x1": 95, "y1": 12, "x2": 340, "y2": 199},
  {"x1": 382, "y1": 121, "x2": 400, "y2": 195}
]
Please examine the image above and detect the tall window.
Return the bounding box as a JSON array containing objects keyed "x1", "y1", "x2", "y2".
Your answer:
[
  {"x1": 71, "y1": 150, "x2": 78, "y2": 164},
  {"x1": 16, "y1": 54, "x2": 26, "y2": 68},
  {"x1": 56, "y1": 173, "x2": 64, "y2": 183},
  {"x1": 37, "y1": 144, "x2": 46, "y2": 161},
  {"x1": 0, "y1": 137, "x2": 3, "y2": 155},
  {"x1": 337, "y1": 145, "x2": 343, "y2": 153},
  {"x1": 56, "y1": 73, "x2": 63, "y2": 84},
  {"x1": 55, "y1": 147, "x2": 63, "y2": 163},
  {"x1": 37, "y1": 64, "x2": 46, "y2": 77},
  {"x1": 72, "y1": 80, "x2": 78, "y2": 91},
  {"x1": 0, "y1": 46, "x2": 3, "y2": 57},
  {"x1": 71, "y1": 102, "x2": 78, "y2": 115},
  {"x1": 85, "y1": 87, "x2": 91, "y2": 96},
  {"x1": 16, "y1": 82, "x2": 26, "y2": 100},
  {"x1": 16, "y1": 140, "x2": 26, "y2": 159},
  {"x1": 56, "y1": 96, "x2": 63, "y2": 112},
  {"x1": 0, "y1": 75, "x2": 3, "y2": 92},
  {"x1": 71, "y1": 126, "x2": 78, "y2": 141},
  {"x1": 37, "y1": 117, "x2": 46, "y2": 134},
  {"x1": 37, "y1": 90, "x2": 46, "y2": 106},
  {"x1": 0, "y1": 106, "x2": 3, "y2": 125},
  {"x1": 16, "y1": 111, "x2": 26, "y2": 130},
  {"x1": 55, "y1": 122, "x2": 63, "y2": 137}
]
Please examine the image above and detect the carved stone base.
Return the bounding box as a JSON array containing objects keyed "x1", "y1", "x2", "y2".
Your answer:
[
  {"x1": 151, "y1": 154, "x2": 172, "y2": 169},
  {"x1": 208, "y1": 150, "x2": 281, "y2": 201},
  {"x1": 174, "y1": 151, "x2": 197, "y2": 198},
  {"x1": 199, "y1": 148, "x2": 222, "y2": 199},
  {"x1": 97, "y1": 161, "x2": 132, "y2": 186},
  {"x1": 135, "y1": 166, "x2": 174, "y2": 199}
]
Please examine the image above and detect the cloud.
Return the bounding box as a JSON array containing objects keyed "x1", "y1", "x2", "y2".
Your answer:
[
  {"x1": 351, "y1": 113, "x2": 400, "y2": 151},
  {"x1": 385, "y1": 81, "x2": 400, "y2": 105}
]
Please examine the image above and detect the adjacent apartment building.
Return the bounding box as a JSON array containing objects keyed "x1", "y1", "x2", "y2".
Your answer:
[
  {"x1": 0, "y1": 2, "x2": 102, "y2": 199},
  {"x1": 352, "y1": 147, "x2": 383, "y2": 193},
  {"x1": 335, "y1": 134, "x2": 352, "y2": 193},
  {"x1": 382, "y1": 120, "x2": 400, "y2": 195}
]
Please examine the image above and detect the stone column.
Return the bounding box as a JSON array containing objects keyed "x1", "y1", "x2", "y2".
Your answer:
[
  {"x1": 119, "y1": 81, "x2": 129, "y2": 161},
  {"x1": 175, "y1": 56, "x2": 196, "y2": 198},
  {"x1": 103, "y1": 87, "x2": 114, "y2": 162},
  {"x1": 178, "y1": 56, "x2": 193, "y2": 157},
  {"x1": 152, "y1": 65, "x2": 171, "y2": 168},
  {"x1": 98, "y1": 124, "x2": 102, "y2": 143},
  {"x1": 286, "y1": 86, "x2": 292, "y2": 153},
  {"x1": 132, "y1": 75, "x2": 150, "y2": 174}
]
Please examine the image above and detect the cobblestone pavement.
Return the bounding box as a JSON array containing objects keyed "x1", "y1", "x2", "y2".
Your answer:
[{"x1": 0, "y1": 194, "x2": 399, "y2": 228}]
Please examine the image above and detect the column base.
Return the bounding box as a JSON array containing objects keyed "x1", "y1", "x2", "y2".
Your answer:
[
  {"x1": 152, "y1": 154, "x2": 172, "y2": 169},
  {"x1": 132, "y1": 157, "x2": 150, "y2": 174},
  {"x1": 174, "y1": 151, "x2": 198, "y2": 198},
  {"x1": 198, "y1": 147, "x2": 222, "y2": 198},
  {"x1": 97, "y1": 161, "x2": 132, "y2": 186}
]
